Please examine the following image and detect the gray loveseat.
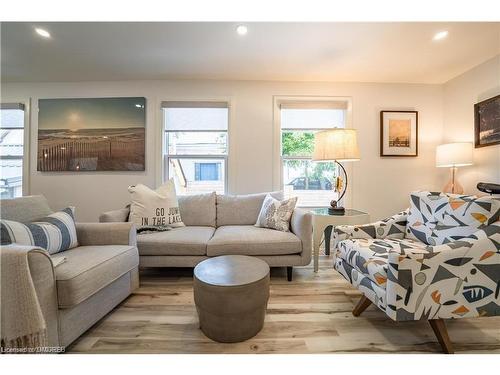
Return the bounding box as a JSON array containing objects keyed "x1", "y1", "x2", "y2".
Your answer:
[
  {"x1": 1, "y1": 195, "x2": 139, "y2": 348},
  {"x1": 100, "y1": 192, "x2": 312, "y2": 281}
]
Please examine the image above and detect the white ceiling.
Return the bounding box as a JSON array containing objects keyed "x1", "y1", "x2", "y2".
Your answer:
[{"x1": 1, "y1": 22, "x2": 499, "y2": 84}]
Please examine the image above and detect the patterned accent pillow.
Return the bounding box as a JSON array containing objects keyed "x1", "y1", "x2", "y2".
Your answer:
[
  {"x1": 0, "y1": 207, "x2": 79, "y2": 254},
  {"x1": 406, "y1": 191, "x2": 500, "y2": 245},
  {"x1": 255, "y1": 194, "x2": 298, "y2": 232}
]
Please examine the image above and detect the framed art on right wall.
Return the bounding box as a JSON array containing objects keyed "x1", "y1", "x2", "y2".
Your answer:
[
  {"x1": 380, "y1": 110, "x2": 418, "y2": 157},
  {"x1": 474, "y1": 94, "x2": 500, "y2": 148}
]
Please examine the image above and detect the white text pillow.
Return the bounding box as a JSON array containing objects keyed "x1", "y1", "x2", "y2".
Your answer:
[{"x1": 128, "y1": 180, "x2": 184, "y2": 229}]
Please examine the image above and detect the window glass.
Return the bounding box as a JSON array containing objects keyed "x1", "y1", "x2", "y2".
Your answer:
[
  {"x1": 0, "y1": 107, "x2": 25, "y2": 199},
  {"x1": 164, "y1": 106, "x2": 228, "y2": 195},
  {"x1": 281, "y1": 106, "x2": 345, "y2": 207}
]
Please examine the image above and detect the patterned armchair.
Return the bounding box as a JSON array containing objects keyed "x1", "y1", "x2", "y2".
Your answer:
[{"x1": 333, "y1": 191, "x2": 500, "y2": 353}]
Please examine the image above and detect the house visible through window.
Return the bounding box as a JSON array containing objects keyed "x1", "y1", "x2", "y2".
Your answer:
[
  {"x1": 163, "y1": 101, "x2": 228, "y2": 195},
  {"x1": 280, "y1": 100, "x2": 347, "y2": 207},
  {"x1": 0, "y1": 103, "x2": 25, "y2": 199}
]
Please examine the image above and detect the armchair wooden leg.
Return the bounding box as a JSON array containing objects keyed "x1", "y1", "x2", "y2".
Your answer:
[
  {"x1": 429, "y1": 319, "x2": 454, "y2": 354},
  {"x1": 287, "y1": 266, "x2": 293, "y2": 282},
  {"x1": 352, "y1": 295, "x2": 372, "y2": 317}
]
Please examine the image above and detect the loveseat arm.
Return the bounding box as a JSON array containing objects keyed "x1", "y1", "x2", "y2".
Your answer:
[
  {"x1": 333, "y1": 209, "x2": 409, "y2": 244},
  {"x1": 385, "y1": 223, "x2": 500, "y2": 322},
  {"x1": 75, "y1": 222, "x2": 136, "y2": 247},
  {"x1": 99, "y1": 207, "x2": 130, "y2": 223},
  {"x1": 290, "y1": 208, "x2": 313, "y2": 261},
  {"x1": 1, "y1": 244, "x2": 59, "y2": 347}
]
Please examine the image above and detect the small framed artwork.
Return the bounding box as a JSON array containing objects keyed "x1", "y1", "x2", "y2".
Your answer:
[
  {"x1": 474, "y1": 94, "x2": 500, "y2": 148},
  {"x1": 380, "y1": 110, "x2": 418, "y2": 157}
]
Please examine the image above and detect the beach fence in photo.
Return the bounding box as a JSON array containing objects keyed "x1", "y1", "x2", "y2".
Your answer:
[{"x1": 37, "y1": 137, "x2": 145, "y2": 171}]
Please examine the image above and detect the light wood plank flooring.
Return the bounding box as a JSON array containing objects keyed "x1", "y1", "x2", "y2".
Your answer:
[{"x1": 68, "y1": 253, "x2": 500, "y2": 354}]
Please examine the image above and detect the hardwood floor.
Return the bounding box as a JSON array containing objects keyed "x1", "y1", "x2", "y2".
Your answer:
[{"x1": 68, "y1": 253, "x2": 500, "y2": 354}]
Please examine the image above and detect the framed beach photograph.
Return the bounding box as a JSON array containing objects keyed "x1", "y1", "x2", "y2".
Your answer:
[
  {"x1": 380, "y1": 110, "x2": 418, "y2": 157},
  {"x1": 474, "y1": 94, "x2": 500, "y2": 148},
  {"x1": 37, "y1": 97, "x2": 146, "y2": 171}
]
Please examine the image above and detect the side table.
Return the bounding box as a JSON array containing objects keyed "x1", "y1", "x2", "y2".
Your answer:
[{"x1": 310, "y1": 208, "x2": 370, "y2": 272}]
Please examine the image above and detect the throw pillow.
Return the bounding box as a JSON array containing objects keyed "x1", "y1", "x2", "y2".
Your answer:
[
  {"x1": 255, "y1": 194, "x2": 298, "y2": 232},
  {"x1": 0, "y1": 207, "x2": 79, "y2": 254},
  {"x1": 128, "y1": 179, "x2": 184, "y2": 229},
  {"x1": 406, "y1": 191, "x2": 500, "y2": 245}
]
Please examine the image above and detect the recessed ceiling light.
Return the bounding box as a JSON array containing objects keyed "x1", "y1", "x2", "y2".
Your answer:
[
  {"x1": 35, "y1": 28, "x2": 51, "y2": 38},
  {"x1": 433, "y1": 31, "x2": 448, "y2": 41},
  {"x1": 236, "y1": 25, "x2": 248, "y2": 36}
]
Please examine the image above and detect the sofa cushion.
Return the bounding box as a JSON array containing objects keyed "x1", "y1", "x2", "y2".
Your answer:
[
  {"x1": 216, "y1": 191, "x2": 283, "y2": 226},
  {"x1": 178, "y1": 192, "x2": 216, "y2": 227},
  {"x1": 137, "y1": 226, "x2": 215, "y2": 256},
  {"x1": 54, "y1": 245, "x2": 139, "y2": 308},
  {"x1": 406, "y1": 191, "x2": 500, "y2": 245},
  {"x1": 207, "y1": 225, "x2": 302, "y2": 256},
  {"x1": 0, "y1": 195, "x2": 52, "y2": 222},
  {"x1": 336, "y1": 238, "x2": 429, "y2": 289}
]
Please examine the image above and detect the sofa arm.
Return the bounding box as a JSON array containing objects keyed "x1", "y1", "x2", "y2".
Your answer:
[
  {"x1": 1, "y1": 245, "x2": 59, "y2": 347},
  {"x1": 333, "y1": 209, "x2": 409, "y2": 243},
  {"x1": 99, "y1": 207, "x2": 130, "y2": 223},
  {"x1": 291, "y1": 208, "x2": 313, "y2": 259},
  {"x1": 75, "y1": 222, "x2": 136, "y2": 247},
  {"x1": 386, "y1": 223, "x2": 500, "y2": 321}
]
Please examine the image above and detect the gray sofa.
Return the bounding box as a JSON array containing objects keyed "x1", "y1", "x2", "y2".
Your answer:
[
  {"x1": 100, "y1": 192, "x2": 312, "y2": 281},
  {"x1": 1, "y1": 195, "x2": 139, "y2": 348}
]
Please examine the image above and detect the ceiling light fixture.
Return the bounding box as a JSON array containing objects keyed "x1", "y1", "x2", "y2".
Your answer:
[
  {"x1": 236, "y1": 25, "x2": 248, "y2": 36},
  {"x1": 433, "y1": 30, "x2": 448, "y2": 41},
  {"x1": 35, "y1": 28, "x2": 51, "y2": 38}
]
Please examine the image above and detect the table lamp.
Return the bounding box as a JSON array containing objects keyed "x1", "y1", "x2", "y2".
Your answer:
[
  {"x1": 312, "y1": 128, "x2": 360, "y2": 214},
  {"x1": 436, "y1": 142, "x2": 473, "y2": 194}
]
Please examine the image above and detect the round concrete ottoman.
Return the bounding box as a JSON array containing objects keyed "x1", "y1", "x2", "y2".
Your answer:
[{"x1": 193, "y1": 255, "x2": 270, "y2": 343}]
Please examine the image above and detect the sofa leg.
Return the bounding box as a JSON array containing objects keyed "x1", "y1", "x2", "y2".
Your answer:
[
  {"x1": 286, "y1": 266, "x2": 293, "y2": 282},
  {"x1": 429, "y1": 319, "x2": 454, "y2": 354},
  {"x1": 352, "y1": 295, "x2": 372, "y2": 317}
]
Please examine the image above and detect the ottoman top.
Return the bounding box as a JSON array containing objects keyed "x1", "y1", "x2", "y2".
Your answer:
[{"x1": 194, "y1": 255, "x2": 269, "y2": 287}]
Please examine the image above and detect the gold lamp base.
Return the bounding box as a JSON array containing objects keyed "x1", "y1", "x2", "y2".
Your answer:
[{"x1": 443, "y1": 166, "x2": 464, "y2": 194}]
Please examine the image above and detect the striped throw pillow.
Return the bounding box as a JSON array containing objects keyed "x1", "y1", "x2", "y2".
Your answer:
[{"x1": 1, "y1": 207, "x2": 78, "y2": 254}]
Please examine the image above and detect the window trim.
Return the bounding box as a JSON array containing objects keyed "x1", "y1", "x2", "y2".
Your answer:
[
  {"x1": 272, "y1": 95, "x2": 353, "y2": 208},
  {"x1": 161, "y1": 100, "x2": 230, "y2": 195},
  {"x1": 0, "y1": 100, "x2": 30, "y2": 197}
]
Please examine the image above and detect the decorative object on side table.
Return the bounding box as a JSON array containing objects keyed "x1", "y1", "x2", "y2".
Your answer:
[
  {"x1": 38, "y1": 97, "x2": 146, "y2": 171},
  {"x1": 380, "y1": 110, "x2": 418, "y2": 157},
  {"x1": 474, "y1": 94, "x2": 500, "y2": 148},
  {"x1": 312, "y1": 128, "x2": 360, "y2": 214},
  {"x1": 310, "y1": 208, "x2": 370, "y2": 273},
  {"x1": 436, "y1": 142, "x2": 473, "y2": 194}
]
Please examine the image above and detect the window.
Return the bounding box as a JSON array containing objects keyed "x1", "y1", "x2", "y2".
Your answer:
[
  {"x1": 163, "y1": 101, "x2": 228, "y2": 195},
  {"x1": 0, "y1": 103, "x2": 26, "y2": 199},
  {"x1": 195, "y1": 162, "x2": 221, "y2": 181},
  {"x1": 279, "y1": 100, "x2": 347, "y2": 207}
]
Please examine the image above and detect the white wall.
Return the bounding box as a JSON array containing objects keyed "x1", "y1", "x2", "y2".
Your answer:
[
  {"x1": 442, "y1": 55, "x2": 500, "y2": 194},
  {"x1": 2, "y1": 79, "x2": 445, "y2": 221}
]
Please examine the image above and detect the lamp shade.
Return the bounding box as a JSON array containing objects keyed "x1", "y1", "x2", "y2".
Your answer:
[
  {"x1": 436, "y1": 142, "x2": 473, "y2": 168},
  {"x1": 312, "y1": 128, "x2": 360, "y2": 162}
]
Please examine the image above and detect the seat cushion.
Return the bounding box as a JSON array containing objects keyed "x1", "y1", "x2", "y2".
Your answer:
[
  {"x1": 137, "y1": 226, "x2": 215, "y2": 256},
  {"x1": 207, "y1": 225, "x2": 302, "y2": 256},
  {"x1": 406, "y1": 191, "x2": 500, "y2": 245},
  {"x1": 54, "y1": 245, "x2": 139, "y2": 308},
  {"x1": 336, "y1": 238, "x2": 429, "y2": 289}
]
